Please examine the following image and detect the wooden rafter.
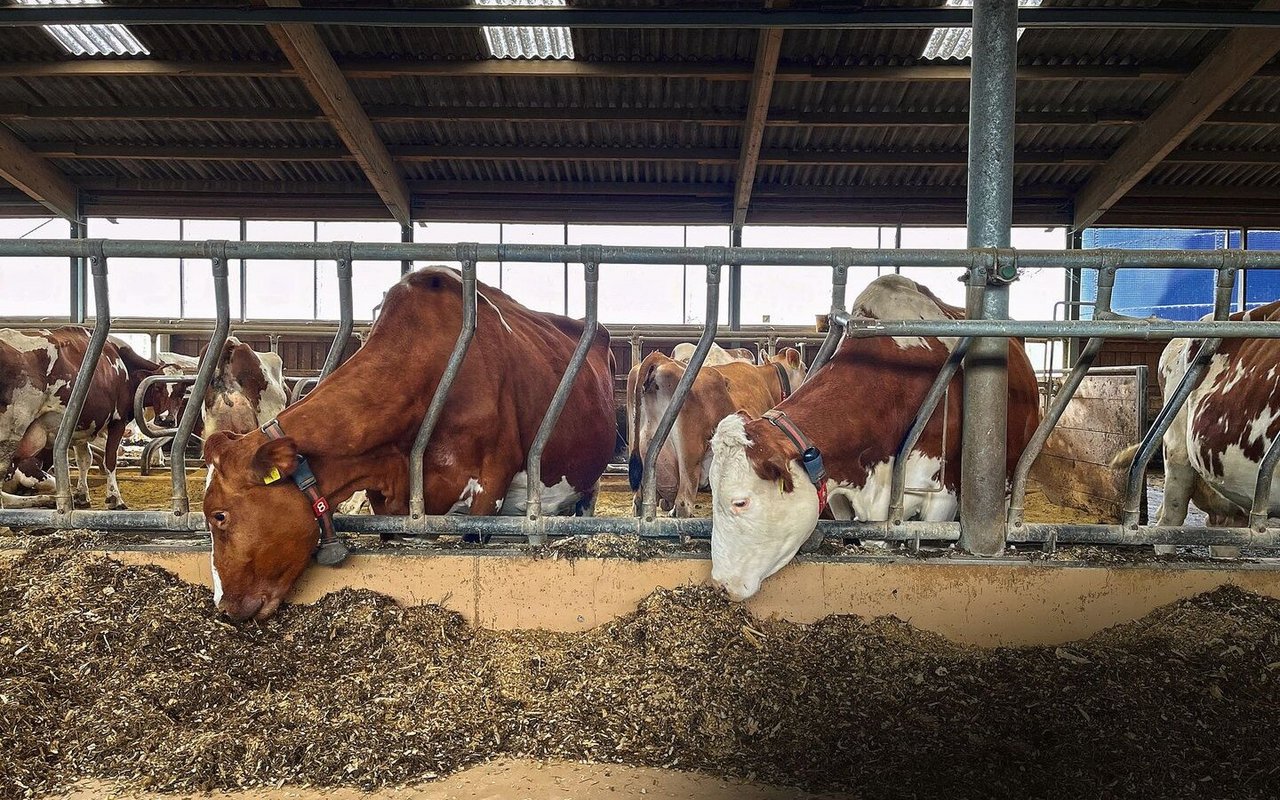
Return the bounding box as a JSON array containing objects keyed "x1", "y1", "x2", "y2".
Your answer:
[
  {"x1": 0, "y1": 123, "x2": 78, "y2": 220},
  {"x1": 32, "y1": 142, "x2": 1280, "y2": 167},
  {"x1": 732, "y1": 11, "x2": 785, "y2": 228},
  {"x1": 263, "y1": 0, "x2": 411, "y2": 225},
  {"x1": 1072, "y1": 0, "x2": 1280, "y2": 229}
]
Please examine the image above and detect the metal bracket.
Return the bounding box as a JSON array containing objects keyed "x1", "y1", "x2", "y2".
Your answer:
[{"x1": 988, "y1": 248, "x2": 1019, "y2": 285}]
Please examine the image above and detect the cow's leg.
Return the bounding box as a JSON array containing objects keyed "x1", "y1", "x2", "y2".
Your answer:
[
  {"x1": 576, "y1": 482, "x2": 599, "y2": 517},
  {"x1": 1, "y1": 446, "x2": 54, "y2": 508},
  {"x1": 72, "y1": 442, "x2": 93, "y2": 508},
  {"x1": 668, "y1": 418, "x2": 702, "y2": 518},
  {"x1": 102, "y1": 422, "x2": 128, "y2": 510}
]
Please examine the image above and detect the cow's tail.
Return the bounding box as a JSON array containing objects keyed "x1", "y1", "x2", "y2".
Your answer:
[
  {"x1": 1108, "y1": 443, "x2": 1141, "y2": 473},
  {"x1": 628, "y1": 352, "x2": 668, "y2": 492}
]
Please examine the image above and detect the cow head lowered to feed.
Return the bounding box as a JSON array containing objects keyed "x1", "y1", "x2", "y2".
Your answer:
[
  {"x1": 200, "y1": 266, "x2": 617, "y2": 621},
  {"x1": 202, "y1": 429, "x2": 332, "y2": 622},
  {"x1": 706, "y1": 274, "x2": 1039, "y2": 602}
]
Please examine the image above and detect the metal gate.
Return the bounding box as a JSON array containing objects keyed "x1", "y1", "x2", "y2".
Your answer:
[{"x1": 1, "y1": 2, "x2": 1277, "y2": 553}]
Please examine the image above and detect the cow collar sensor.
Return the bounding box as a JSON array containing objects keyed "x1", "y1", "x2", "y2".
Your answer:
[
  {"x1": 260, "y1": 419, "x2": 349, "y2": 566},
  {"x1": 761, "y1": 409, "x2": 827, "y2": 512}
]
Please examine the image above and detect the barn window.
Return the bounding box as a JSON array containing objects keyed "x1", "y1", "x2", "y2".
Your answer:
[
  {"x1": 920, "y1": 0, "x2": 1040, "y2": 61},
  {"x1": 477, "y1": 0, "x2": 575, "y2": 60},
  {"x1": 17, "y1": 0, "x2": 149, "y2": 57}
]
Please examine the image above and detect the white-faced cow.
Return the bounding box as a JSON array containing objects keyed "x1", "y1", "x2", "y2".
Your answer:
[
  {"x1": 200, "y1": 267, "x2": 617, "y2": 620},
  {"x1": 628, "y1": 348, "x2": 806, "y2": 517},
  {"x1": 705, "y1": 275, "x2": 1040, "y2": 601},
  {"x1": 1, "y1": 327, "x2": 163, "y2": 509},
  {"x1": 1114, "y1": 302, "x2": 1280, "y2": 556}
]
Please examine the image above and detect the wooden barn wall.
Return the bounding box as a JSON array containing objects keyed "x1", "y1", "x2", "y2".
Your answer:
[
  {"x1": 168, "y1": 335, "x2": 361, "y2": 374},
  {"x1": 1094, "y1": 339, "x2": 1166, "y2": 417}
]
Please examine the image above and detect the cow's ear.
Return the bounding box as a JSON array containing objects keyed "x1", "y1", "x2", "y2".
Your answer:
[
  {"x1": 780, "y1": 348, "x2": 802, "y2": 368},
  {"x1": 748, "y1": 445, "x2": 795, "y2": 493},
  {"x1": 251, "y1": 436, "x2": 299, "y2": 484},
  {"x1": 203, "y1": 430, "x2": 240, "y2": 469}
]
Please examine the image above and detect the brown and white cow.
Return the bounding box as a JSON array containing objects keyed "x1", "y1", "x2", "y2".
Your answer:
[
  {"x1": 628, "y1": 348, "x2": 806, "y2": 517},
  {"x1": 199, "y1": 337, "x2": 289, "y2": 439},
  {"x1": 1, "y1": 327, "x2": 163, "y2": 509},
  {"x1": 670, "y1": 342, "x2": 757, "y2": 366},
  {"x1": 623, "y1": 343, "x2": 758, "y2": 512},
  {"x1": 1117, "y1": 302, "x2": 1280, "y2": 556},
  {"x1": 705, "y1": 275, "x2": 1039, "y2": 601},
  {"x1": 200, "y1": 267, "x2": 617, "y2": 620}
]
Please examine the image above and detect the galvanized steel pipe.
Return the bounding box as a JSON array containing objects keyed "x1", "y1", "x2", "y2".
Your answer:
[
  {"x1": 525, "y1": 251, "x2": 601, "y2": 541},
  {"x1": 53, "y1": 245, "x2": 110, "y2": 514},
  {"x1": 168, "y1": 244, "x2": 231, "y2": 514},
  {"x1": 408, "y1": 253, "x2": 478, "y2": 523},
  {"x1": 640, "y1": 258, "x2": 723, "y2": 522}
]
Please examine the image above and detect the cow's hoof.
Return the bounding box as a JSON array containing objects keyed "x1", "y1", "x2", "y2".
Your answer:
[
  {"x1": 73, "y1": 495, "x2": 91, "y2": 509},
  {"x1": 106, "y1": 496, "x2": 128, "y2": 511}
]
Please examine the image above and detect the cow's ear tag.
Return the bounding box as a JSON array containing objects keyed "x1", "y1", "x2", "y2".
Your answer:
[
  {"x1": 777, "y1": 479, "x2": 785, "y2": 495},
  {"x1": 262, "y1": 467, "x2": 282, "y2": 485}
]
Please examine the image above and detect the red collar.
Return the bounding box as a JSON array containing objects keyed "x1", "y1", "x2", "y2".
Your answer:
[
  {"x1": 761, "y1": 410, "x2": 828, "y2": 513},
  {"x1": 261, "y1": 420, "x2": 348, "y2": 565}
]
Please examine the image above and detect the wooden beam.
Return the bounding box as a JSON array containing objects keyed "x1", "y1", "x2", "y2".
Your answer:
[
  {"x1": 10, "y1": 102, "x2": 1277, "y2": 129},
  {"x1": 3, "y1": 58, "x2": 1276, "y2": 82},
  {"x1": 35, "y1": 140, "x2": 1280, "y2": 167},
  {"x1": 732, "y1": 5, "x2": 785, "y2": 228},
  {"x1": 263, "y1": 0, "x2": 411, "y2": 225},
  {"x1": 0, "y1": 124, "x2": 78, "y2": 220},
  {"x1": 1073, "y1": 0, "x2": 1280, "y2": 229}
]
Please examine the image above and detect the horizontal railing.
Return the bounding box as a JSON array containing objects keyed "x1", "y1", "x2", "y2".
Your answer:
[{"x1": 0, "y1": 238, "x2": 1277, "y2": 551}]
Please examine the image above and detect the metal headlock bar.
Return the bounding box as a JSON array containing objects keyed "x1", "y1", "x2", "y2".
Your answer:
[{"x1": 2, "y1": 234, "x2": 1279, "y2": 546}]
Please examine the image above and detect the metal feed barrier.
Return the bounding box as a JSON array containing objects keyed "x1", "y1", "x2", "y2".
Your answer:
[
  {"x1": 2, "y1": 237, "x2": 1279, "y2": 553},
  {"x1": 1, "y1": 3, "x2": 1278, "y2": 553}
]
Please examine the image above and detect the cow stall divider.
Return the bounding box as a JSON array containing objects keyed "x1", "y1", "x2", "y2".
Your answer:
[{"x1": 2, "y1": 238, "x2": 1279, "y2": 554}]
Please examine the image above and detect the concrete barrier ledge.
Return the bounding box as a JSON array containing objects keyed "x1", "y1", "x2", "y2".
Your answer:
[{"x1": 7, "y1": 544, "x2": 1280, "y2": 646}]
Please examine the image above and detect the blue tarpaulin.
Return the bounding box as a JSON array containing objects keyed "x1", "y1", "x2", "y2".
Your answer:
[{"x1": 1079, "y1": 228, "x2": 1279, "y2": 319}]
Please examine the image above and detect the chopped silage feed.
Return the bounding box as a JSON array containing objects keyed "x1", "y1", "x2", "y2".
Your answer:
[{"x1": 2, "y1": 535, "x2": 1280, "y2": 800}]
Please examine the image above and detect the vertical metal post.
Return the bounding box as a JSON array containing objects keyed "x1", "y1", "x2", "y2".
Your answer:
[
  {"x1": 1007, "y1": 257, "x2": 1119, "y2": 542},
  {"x1": 1121, "y1": 263, "x2": 1239, "y2": 528},
  {"x1": 54, "y1": 243, "x2": 108, "y2": 514},
  {"x1": 526, "y1": 248, "x2": 601, "y2": 543},
  {"x1": 400, "y1": 223, "x2": 413, "y2": 275},
  {"x1": 641, "y1": 255, "x2": 723, "y2": 521},
  {"x1": 170, "y1": 242, "x2": 231, "y2": 515},
  {"x1": 728, "y1": 226, "x2": 742, "y2": 331},
  {"x1": 807, "y1": 249, "x2": 851, "y2": 374},
  {"x1": 69, "y1": 210, "x2": 87, "y2": 323},
  {"x1": 1251, "y1": 435, "x2": 1280, "y2": 531},
  {"x1": 409, "y1": 249, "x2": 478, "y2": 522},
  {"x1": 959, "y1": 0, "x2": 1017, "y2": 556},
  {"x1": 238, "y1": 218, "x2": 248, "y2": 322},
  {"x1": 319, "y1": 243, "x2": 353, "y2": 381}
]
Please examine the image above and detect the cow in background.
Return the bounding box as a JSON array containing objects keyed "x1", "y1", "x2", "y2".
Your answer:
[
  {"x1": 630, "y1": 348, "x2": 806, "y2": 517},
  {"x1": 199, "y1": 337, "x2": 289, "y2": 439},
  {"x1": 1, "y1": 327, "x2": 164, "y2": 509},
  {"x1": 706, "y1": 275, "x2": 1039, "y2": 601},
  {"x1": 1111, "y1": 303, "x2": 1280, "y2": 556},
  {"x1": 624, "y1": 342, "x2": 759, "y2": 511}
]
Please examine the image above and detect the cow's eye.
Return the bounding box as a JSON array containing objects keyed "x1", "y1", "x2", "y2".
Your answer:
[
  {"x1": 731, "y1": 498, "x2": 751, "y2": 512},
  {"x1": 211, "y1": 511, "x2": 229, "y2": 525}
]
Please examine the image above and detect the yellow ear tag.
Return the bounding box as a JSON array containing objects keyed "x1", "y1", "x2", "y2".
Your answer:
[
  {"x1": 262, "y1": 467, "x2": 282, "y2": 485},
  {"x1": 777, "y1": 479, "x2": 785, "y2": 495}
]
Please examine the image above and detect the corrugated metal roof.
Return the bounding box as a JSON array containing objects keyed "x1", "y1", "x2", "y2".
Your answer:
[{"x1": 0, "y1": 0, "x2": 1277, "y2": 225}]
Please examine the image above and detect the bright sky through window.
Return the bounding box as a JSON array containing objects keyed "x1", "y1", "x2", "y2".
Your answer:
[
  {"x1": 920, "y1": 0, "x2": 1041, "y2": 61},
  {"x1": 17, "y1": 0, "x2": 149, "y2": 57},
  {"x1": 477, "y1": 0, "x2": 575, "y2": 60}
]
